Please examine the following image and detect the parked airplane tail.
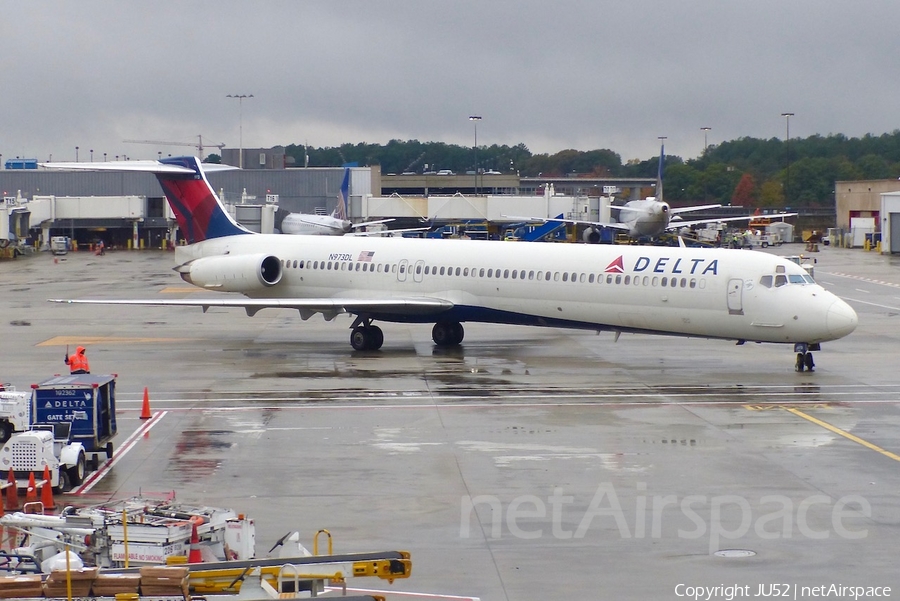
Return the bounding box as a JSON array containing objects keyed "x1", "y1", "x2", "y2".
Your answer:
[
  {"x1": 157, "y1": 156, "x2": 253, "y2": 243},
  {"x1": 333, "y1": 167, "x2": 351, "y2": 220}
]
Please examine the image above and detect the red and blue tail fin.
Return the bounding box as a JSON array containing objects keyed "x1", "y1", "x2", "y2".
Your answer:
[{"x1": 157, "y1": 156, "x2": 253, "y2": 243}]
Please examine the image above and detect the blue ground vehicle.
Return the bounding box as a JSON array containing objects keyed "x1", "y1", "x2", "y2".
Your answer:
[{"x1": 31, "y1": 374, "x2": 117, "y2": 469}]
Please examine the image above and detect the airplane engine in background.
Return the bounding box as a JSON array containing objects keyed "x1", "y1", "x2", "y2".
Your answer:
[
  {"x1": 176, "y1": 254, "x2": 283, "y2": 292},
  {"x1": 583, "y1": 226, "x2": 602, "y2": 244}
]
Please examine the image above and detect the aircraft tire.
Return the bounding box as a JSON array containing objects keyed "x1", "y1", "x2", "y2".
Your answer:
[
  {"x1": 351, "y1": 326, "x2": 383, "y2": 351},
  {"x1": 433, "y1": 321, "x2": 464, "y2": 347},
  {"x1": 350, "y1": 327, "x2": 370, "y2": 351},
  {"x1": 370, "y1": 326, "x2": 384, "y2": 350},
  {"x1": 796, "y1": 353, "x2": 806, "y2": 372}
]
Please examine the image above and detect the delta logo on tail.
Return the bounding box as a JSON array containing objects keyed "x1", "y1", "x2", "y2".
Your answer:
[{"x1": 605, "y1": 255, "x2": 719, "y2": 276}]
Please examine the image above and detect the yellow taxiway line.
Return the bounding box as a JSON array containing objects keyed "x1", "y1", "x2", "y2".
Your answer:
[
  {"x1": 38, "y1": 336, "x2": 193, "y2": 346},
  {"x1": 785, "y1": 407, "x2": 900, "y2": 462}
]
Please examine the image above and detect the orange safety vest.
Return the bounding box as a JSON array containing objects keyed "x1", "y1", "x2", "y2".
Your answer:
[{"x1": 67, "y1": 348, "x2": 90, "y2": 374}]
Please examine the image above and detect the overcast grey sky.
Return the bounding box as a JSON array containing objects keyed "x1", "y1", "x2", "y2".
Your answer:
[{"x1": 2, "y1": 1, "x2": 898, "y2": 165}]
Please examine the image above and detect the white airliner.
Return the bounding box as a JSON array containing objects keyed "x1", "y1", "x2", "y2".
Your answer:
[
  {"x1": 43, "y1": 157, "x2": 857, "y2": 371},
  {"x1": 525, "y1": 144, "x2": 770, "y2": 240},
  {"x1": 280, "y1": 168, "x2": 398, "y2": 236}
]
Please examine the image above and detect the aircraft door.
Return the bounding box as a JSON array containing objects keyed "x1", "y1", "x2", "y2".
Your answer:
[
  {"x1": 413, "y1": 260, "x2": 425, "y2": 283},
  {"x1": 398, "y1": 259, "x2": 409, "y2": 282},
  {"x1": 726, "y1": 278, "x2": 744, "y2": 315}
]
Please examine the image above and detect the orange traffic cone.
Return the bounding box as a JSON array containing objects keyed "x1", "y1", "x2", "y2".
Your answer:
[
  {"x1": 25, "y1": 472, "x2": 38, "y2": 505},
  {"x1": 5, "y1": 469, "x2": 18, "y2": 511},
  {"x1": 40, "y1": 466, "x2": 55, "y2": 511},
  {"x1": 188, "y1": 520, "x2": 202, "y2": 563},
  {"x1": 140, "y1": 387, "x2": 152, "y2": 419}
]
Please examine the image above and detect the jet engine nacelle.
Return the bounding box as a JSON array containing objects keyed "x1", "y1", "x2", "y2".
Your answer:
[
  {"x1": 177, "y1": 253, "x2": 283, "y2": 292},
  {"x1": 582, "y1": 226, "x2": 602, "y2": 244}
]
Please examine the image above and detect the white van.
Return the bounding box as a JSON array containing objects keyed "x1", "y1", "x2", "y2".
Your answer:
[{"x1": 50, "y1": 236, "x2": 69, "y2": 255}]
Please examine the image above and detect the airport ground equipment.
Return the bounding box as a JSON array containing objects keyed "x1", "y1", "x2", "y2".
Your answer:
[
  {"x1": 31, "y1": 374, "x2": 117, "y2": 469},
  {"x1": 0, "y1": 496, "x2": 257, "y2": 570},
  {"x1": 0, "y1": 388, "x2": 87, "y2": 492},
  {"x1": 0, "y1": 388, "x2": 31, "y2": 443},
  {"x1": 0, "y1": 423, "x2": 87, "y2": 492}
]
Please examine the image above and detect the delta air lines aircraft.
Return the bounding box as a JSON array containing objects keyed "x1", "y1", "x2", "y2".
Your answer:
[{"x1": 44, "y1": 157, "x2": 857, "y2": 371}]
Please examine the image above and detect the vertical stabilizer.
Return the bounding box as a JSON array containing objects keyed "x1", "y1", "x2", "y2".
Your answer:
[
  {"x1": 333, "y1": 168, "x2": 350, "y2": 220},
  {"x1": 156, "y1": 157, "x2": 253, "y2": 243}
]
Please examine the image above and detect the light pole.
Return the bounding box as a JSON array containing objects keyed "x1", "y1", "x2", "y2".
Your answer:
[
  {"x1": 469, "y1": 116, "x2": 481, "y2": 195},
  {"x1": 700, "y1": 127, "x2": 711, "y2": 202},
  {"x1": 781, "y1": 112, "x2": 794, "y2": 206},
  {"x1": 227, "y1": 94, "x2": 254, "y2": 168}
]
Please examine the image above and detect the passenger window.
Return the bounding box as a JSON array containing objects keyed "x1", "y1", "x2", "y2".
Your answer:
[
  {"x1": 529, "y1": 270, "x2": 534, "y2": 280},
  {"x1": 546, "y1": 271, "x2": 551, "y2": 281},
  {"x1": 456, "y1": 268, "x2": 461, "y2": 276},
  {"x1": 416, "y1": 265, "x2": 422, "y2": 274},
  {"x1": 624, "y1": 275, "x2": 630, "y2": 285},
  {"x1": 504, "y1": 269, "x2": 509, "y2": 278},
  {"x1": 537, "y1": 271, "x2": 544, "y2": 281},
  {"x1": 579, "y1": 273, "x2": 586, "y2": 283},
  {"x1": 690, "y1": 278, "x2": 696, "y2": 288},
  {"x1": 562, "y1": 272, "x2": 569, "y2": 282},
  {"x1": 661, "y1": 277, "x2": 668, "y2": 286},
  {"x1": 554, "y1": 272, "x2": 560, "y2": 282},
  {"x1": 480, "y1": 268, "x2": 486, "y2": 277},
  {"x1": 512, "y1": 270, "x2": 518, "y2": 279},
  {"x1": 615, "y1": 275, "x2": 622, "y2": 284},
  {"x1": 589, "y1": 274, "x2": 595, "y2": 283}
]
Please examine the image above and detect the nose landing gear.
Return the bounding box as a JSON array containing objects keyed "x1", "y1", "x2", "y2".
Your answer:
[{"x1": 793, "y1": 342, "x2": 819, "y2": 372}]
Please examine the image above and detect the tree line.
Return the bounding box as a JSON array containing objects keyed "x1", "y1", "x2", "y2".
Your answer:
[{"x1": 274, "y1": 131, "x2": 900, "y2": 208}]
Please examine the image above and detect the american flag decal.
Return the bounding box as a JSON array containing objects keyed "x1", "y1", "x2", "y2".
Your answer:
[{"x1": 358, "y1": 251, "x2": 375, "y2": 262}]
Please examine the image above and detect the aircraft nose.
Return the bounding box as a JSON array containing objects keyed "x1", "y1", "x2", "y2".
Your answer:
[{"x1": 826, "y1": 298, "x2": 858, "y2": 339}]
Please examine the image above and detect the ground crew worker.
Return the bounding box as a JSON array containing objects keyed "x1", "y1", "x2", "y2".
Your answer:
[{"x1": 65, "y1": 346, "x2": 91, "y2": 374}]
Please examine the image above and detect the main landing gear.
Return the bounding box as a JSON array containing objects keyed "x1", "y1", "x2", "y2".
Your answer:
[
  {"x1": 432, "y1": 320, "x2": 464, "y2": 347},
  {"x1": 350, "y1": 316, "x2": 384, "y2": 351},
  {"x1": 349, "y1": 318, "x2": 466, "y2": 351},
  {"x1": 794, "y1": 342, "x2": 819, "y2": 372}
]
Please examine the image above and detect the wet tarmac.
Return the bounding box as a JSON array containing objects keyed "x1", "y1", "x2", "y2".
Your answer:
[{"x1": 1, "y1": 243, "x2": 898, "y2": 600}]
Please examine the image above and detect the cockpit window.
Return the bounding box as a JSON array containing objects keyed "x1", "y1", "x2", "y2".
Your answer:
[
  {"x1": 788, "y1": 274, "x2": 806, "y2": 284},
  {"x1": 759, "y1": 275, "x2": 773, "y2": 288},
  {"x1": 774, "y1": 274, "x2": 788, "y2": 287}
]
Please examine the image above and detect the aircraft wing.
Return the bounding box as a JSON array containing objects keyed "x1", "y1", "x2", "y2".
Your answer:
[
  {"x1": 350, "y1": 218, "x2": 396, "y2": 229},
  {"x1": 669, "y1": 204, "x2": 722, "y2": 215},
  {"x1": 40, "y1": 160, "x2": 238, "y2": 174},
  {"x1": 48, "y1": 296, "x2": 454, "y2": 319},
  {"x1": 502, "y1": 215, "x2": 630, "y2": 231},
  {"x1": 347, "y1": 227, "x2": 431, "y2": 237},
  {"x1": 665, "y1": 215, "x2": 757, "y2": 230}
]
